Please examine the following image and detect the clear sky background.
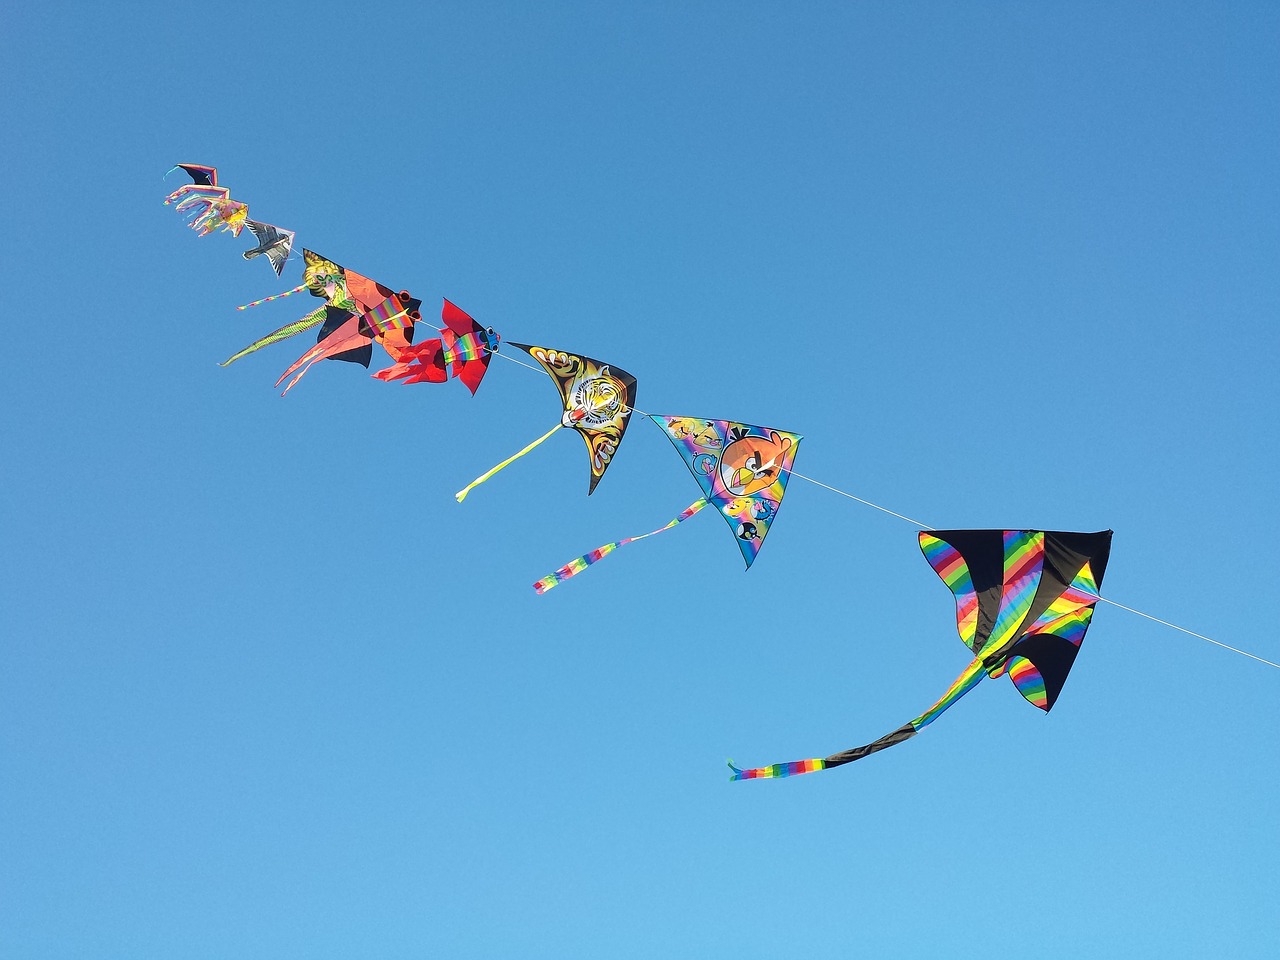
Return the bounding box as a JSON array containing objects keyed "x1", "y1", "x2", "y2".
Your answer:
[{"x1": 3, "y1": 3, "x2": 1278, "y2": 958}]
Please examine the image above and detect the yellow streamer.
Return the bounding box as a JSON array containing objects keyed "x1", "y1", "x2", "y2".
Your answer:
[{"x1": 455, "y1": 422, "x2": 563, "y2": 503}]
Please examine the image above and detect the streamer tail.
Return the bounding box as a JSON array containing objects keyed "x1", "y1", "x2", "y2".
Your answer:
[
  {"x1": 729, "y1": 656, "x2": 987, "y2": 780},
  {"x1": 533, "y1": 499, "x2": 709, "y2": 594},
  {"x1": 238, "y1": 283, "x2": 308, "y2": 310},
  {"x1": 455, "y1": 423, "x2": 563, "y2": 503},
  {"x1": 220, "y1": 307, "x2": 328, "y2": 366}
]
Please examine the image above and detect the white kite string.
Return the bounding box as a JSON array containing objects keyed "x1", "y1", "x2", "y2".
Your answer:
[
  {"x1": 486, "y1": 346, "x2": 1277, "y2": 671},
  {"x1": 1091, "y1": 597, "x2": 1280, "y2": 670}
]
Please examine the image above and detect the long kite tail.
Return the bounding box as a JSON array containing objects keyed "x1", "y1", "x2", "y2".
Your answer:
[
  {"x1": 729, "y1": 656, "x2": 987, "y2": 781},
  {"x1": 219, "y1": 307, "x2": 328, "y2": 367},
  {"x1": 237, "y1": 283, "x2": 308, "y2": 310},
  {"x1": 455, "y1": 423, "x2": 563, "y2": 503},
  {"x1": 533, "y1": 499, "x2": 709, "y2": 594}
]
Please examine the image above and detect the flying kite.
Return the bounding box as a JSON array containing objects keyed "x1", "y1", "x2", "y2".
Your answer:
[
  {"x1": 241, "y1": 219, "x2": 296, "y2": 276},
  {"x1": 729, "y1": 528, "x2": 1113, "y2": 779},
  {"x1": 374, "y1": 299, "x2": 500, "y2": 393},
  {"x1": 275, "y1": 275, "x2": 422, "y2": 394},
  {"x1": 534, "y1": 415, "x2": 801, "y2": 592},
  {"x1": 163, "y1": 163, "x2": 248, "y2": 237},
  {"x1": 455, "y1": 344, "x2": 637, "y2": 502},
  {"x1": 222, "y1": 249, "x2": 356, "y2": 366}
]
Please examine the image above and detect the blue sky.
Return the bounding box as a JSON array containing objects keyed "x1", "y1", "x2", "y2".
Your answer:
[{"x1": 3, "y1": 3, "x2": 1278, "y2": 957}]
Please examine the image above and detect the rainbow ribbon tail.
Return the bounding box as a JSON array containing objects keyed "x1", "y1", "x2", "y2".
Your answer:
[
  {"x1": 728, "y1": 758, "x2": 827, "y2": 781},
  {"x1": 730, "y1": 656, "x2": 987, "y2": 782},
  {"x1": 533, "y1": 499, "x2": 708, "y2": 594}
]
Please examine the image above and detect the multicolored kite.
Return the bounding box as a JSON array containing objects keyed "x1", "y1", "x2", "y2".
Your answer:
[
  {"x1": 534, "y1": 416, "x2": 801, "y2": 592},
  {"x1": 729, "y1": 528, "x2": 1113, "y2": 780},
  {"x1": 222, "y1": 249, "x2": 354, "y2": 366},
  {"x1": 275, "y1": 274, "x2": 422, "y2": 394},
  {"x1": 374, "y1": 299, "x2": 500, "y2": 394},
  {"x1": 163, "y1": 163, "x2": 248, "y2": 237},
  {"x1": 455, "y1": 344, "x2": 637, "y2": 502}
]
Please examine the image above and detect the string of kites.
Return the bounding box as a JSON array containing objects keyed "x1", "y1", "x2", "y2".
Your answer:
[{"x1": 165, "y1": 162, "x2": 1269, "y2": 783}]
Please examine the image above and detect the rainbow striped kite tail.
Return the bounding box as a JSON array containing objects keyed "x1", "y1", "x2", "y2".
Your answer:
[
  {"x1": 532, "y1": 543, "x2": 618, "y2": 594},
  {"x1": 728, "y1": 758, "x2": 827, "y2": 780}
]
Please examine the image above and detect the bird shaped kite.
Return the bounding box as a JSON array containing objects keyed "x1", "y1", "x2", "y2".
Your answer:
[
  {"x1": 455, "y1": 344, "x2": 637, "y2": 502},
  {"x1": 163, "y1": 163, "x2": 248, "y2": 237},
  {"x1": 729, "y1": 528, "x2": 1113, "y2": 779},
  {"x1": 374, "y1": 298, "x2": 499, "y2": 393},
  {"x1": 241, "y1": 219, "x2": 296, "y2": 276},
  {"x1": 534, "y1": 415, "x2": 801, "y2": 593}
]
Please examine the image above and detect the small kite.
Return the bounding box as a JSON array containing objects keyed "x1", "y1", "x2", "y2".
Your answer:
[
  {"x1": 729, "y1": 528, "x2": 1113, "y2": 780},
  {"x1": 534, "y1": 415, "x2": 801, "y2": 592},
  {"x1": 374, "y1": 299, "x2": 499, "y2": 394},
  {"x1": 163, "y1": 163, "x2": 248, "y2": 237},
  {"x1": 241, "y1": 219, "x2": 296, "y2": 276},
  {"x1": 455, "y1": 344, "x2": 637, "y2": 502}
]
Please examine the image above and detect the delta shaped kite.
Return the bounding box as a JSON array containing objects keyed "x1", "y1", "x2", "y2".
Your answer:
[
  {"x1": 729, "y1": 528, "x2": 1113, "y2": 780},
  {"x1": 455, "y1": 344, "x2": 637, "y2": 502},
  {"x1": 533, "y1": 416, "x2": 801, "y2": 593},
  {"x1": 163, "y1": 163, "x2": 249, "y2": 237},
  {"x1": 374, "y1": 299, "x2": 499, "y2": 394}
]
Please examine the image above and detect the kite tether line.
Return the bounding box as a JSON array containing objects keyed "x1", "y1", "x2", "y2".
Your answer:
[
  {"x1": 784, "y1": 472, "x2": 1280, "y2": 671},
  {"x1": 490, "y1": 343, "x2": 1279, "y2": 671}
]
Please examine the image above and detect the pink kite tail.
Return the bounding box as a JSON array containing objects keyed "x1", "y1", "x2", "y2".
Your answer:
[{"x1": 238, "y1": 284, "x2": 309, "y2": 310}]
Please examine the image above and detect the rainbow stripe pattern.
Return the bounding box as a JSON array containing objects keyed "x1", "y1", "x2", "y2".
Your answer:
[
  {"x1": 361, "y1": 296, "x2": 413, "y2": 336},
  {"x1": 728, "y1": 758, "x2": 826, "y2": 780},
  {"x1": 731, "y1": 529, "x2": 1113, "y2": 782},
  {"x1": 533, "y1": 499, "x2": 708, "y2": 593},
  {"x1": 443, "y1": 329, "x2": 492, "y2": 364},
  {"x1": 984, "y1": 531, "x2": 1045, "y2": 667},
  {"x1": 919, "y1": 533, "x2": 979, "y2": 649}
]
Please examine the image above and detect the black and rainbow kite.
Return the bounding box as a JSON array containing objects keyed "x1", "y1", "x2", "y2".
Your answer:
[{"x1": 730, "y1": 528, "x2": 1113, "y2": 780}]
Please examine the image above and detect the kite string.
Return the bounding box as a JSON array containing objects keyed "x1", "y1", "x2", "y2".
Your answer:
[
  {"x1": 1092, "y1": 597, "x2": 1280, "y2": 669},
  {"x1": 485, "y1": 338, "x2": 1279, "y2": 672},
  {"x1": 787, "y1": 470, "x2": 935, "y2": 529}
]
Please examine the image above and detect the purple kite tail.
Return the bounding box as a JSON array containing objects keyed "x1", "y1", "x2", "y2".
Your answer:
[{"x1": 533, "y1": 499, "x2": 708, "y2": 594}]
